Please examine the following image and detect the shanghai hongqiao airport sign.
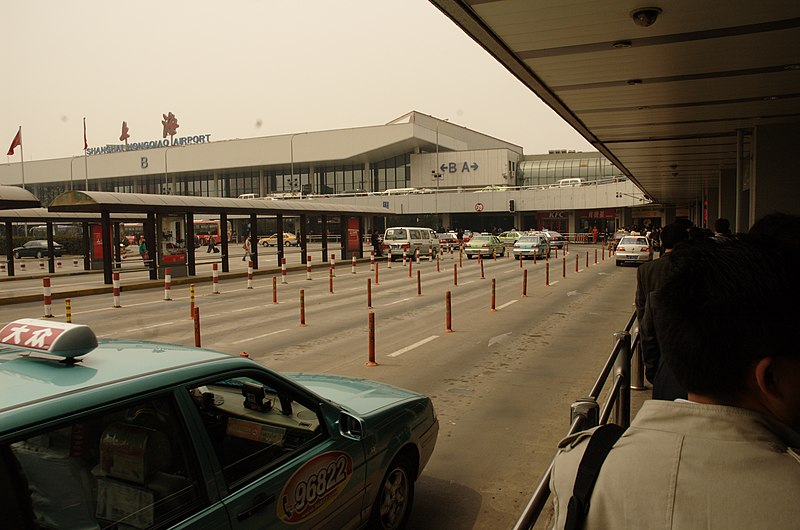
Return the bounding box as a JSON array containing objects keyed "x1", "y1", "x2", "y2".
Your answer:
[
  {"x1": 86, "y1": 112, "x2": 211, "y2": 156},
  {"x1": 86, "y1": 134, "x2": 211, "y2": 156}
]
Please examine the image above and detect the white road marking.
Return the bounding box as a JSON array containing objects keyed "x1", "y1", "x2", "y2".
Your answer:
[
  {"x1": 123, "y1": 321, "x2": 174, "y2": 332},
  {"x1": 567, "y1": 290, "x2": 578, "y2": 297},
  {"x1": 231, "y1": 328, "x2": 289, "y2": 344},
  {"x1": 383, "y1": 297, "x2": 412, "y2": 307},
  {"x1": 388, "y1": 335, "x2": 439, "y2": 357},
  {"x1": 549, "y1": 280, "x2": 560, "y2": 285},
  {"x1": 496, "y1": 300, "x2": 518, "y2": 310}
]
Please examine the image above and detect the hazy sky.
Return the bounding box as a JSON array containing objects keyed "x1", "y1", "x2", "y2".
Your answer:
[{"x1": 2, "y1": 0, "x2": 594, "y2": 162}]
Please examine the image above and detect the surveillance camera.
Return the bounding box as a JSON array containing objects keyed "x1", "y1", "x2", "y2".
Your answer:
[{"x1": 631, "y1": 7, "x2": 662, "y2": 27}]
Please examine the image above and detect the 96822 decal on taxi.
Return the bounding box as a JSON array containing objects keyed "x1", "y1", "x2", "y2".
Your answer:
[{"x1": 0, "y1": 319, "x2": 438, "y2": 530}]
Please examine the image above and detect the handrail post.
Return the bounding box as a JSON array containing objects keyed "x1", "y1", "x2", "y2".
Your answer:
[
  {"x1": 612, "y1": 331, "x2": 632, "y2": 427},
  {"x1": 570, "y1": 397, "x2": 599, "y2": 430}
]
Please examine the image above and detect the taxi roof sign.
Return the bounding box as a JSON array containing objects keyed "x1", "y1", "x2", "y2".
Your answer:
[{"x1": 0, "y1": 319, "x2": 98, "y2": 359}]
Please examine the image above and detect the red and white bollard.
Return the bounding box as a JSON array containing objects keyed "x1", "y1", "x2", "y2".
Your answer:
[
  {"x1": 454, "y1": 263, "x2": 458, "y2": 286},
  {"x1": 306, "y1": 256, "x2": 312, "y2": 280},
  {"x1": 330, "y1": 253, "x2": 336, "y2": 277},
  {"x1": 370, "y1": 250, "x2": 375, "y2": 271},
  {"x1": 402, "y1": 249, "x2": 407, "y2": 265},
  {"x1": 212, "y1": 263, "x2": 220, "y2": 294},
  {"x1": 522, "y1": 269, "x2": 528, "y2": 297},
  {"x1": 415, "y1": 248, "x2": 420, "y2": 264},
  {"x1": 163, "y1": 267, "x2": 172, "y2": 300},
  {"x1": 273, "y1": 276, "x2": 278, "y2": 304},
  {"x1": 479, "y1": 254, "x2": 485, "y2": 279},
  {"x1": 428, "y1": 245, "x2": 433, "y2": 261},
  {"x1": 329, "y1": 267, "x2": 334, "y2": 294},
  {"x1": 247, "y1": 261, "x2": 254, "y2": 289},
  {"x1": 445, "y1": 291, "x2": 454, "y2": 332},
  {"x1": 281, "y1": 257, "x2": 287, "y2": 284},
  {"x1": 375, "y1": 261, "x2": 380, "y2": 285},
  {"x1": 366, "y1": 311, "x2": 378, "y2": 366},
  {"x1": 113, "y1": 272, "x2": 121, "y2": 308},
  {"x1": 299, "y1": 289, "x2": 307, "y2": 327},
  {"x1": 490, "y1": 278, "x2": 497, "y2": 312},
  {"x1": 367, "y1": 278, "x2": 372, "y2": 308},
  {"x1": 65, "y1": 298, "x2": 72, "y2": 323},
  {"x1": 193, "y1": 306, "x2": 201, "y2": 347},
  {"x1": 352, "y1": 253, "x2": 357, "y2": 274},
  {"x1": 42, "y1": 277, "x2": 53, "y2": 318}
]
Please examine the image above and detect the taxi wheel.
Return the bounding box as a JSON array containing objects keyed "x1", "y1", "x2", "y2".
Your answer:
[{"x1": 369, "y1": 456, "x2": 414, "y2": 530}]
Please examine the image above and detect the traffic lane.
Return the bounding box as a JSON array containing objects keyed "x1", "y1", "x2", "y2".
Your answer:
[{"x1": 405, "y1": 266, "x2": 637, "y2": 529}]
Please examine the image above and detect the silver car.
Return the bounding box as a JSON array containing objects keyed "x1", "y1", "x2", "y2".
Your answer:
[
  {"x1": 615, "y1": 236, "x2": 653, "y2": 266},
  {"x1": 512, "y1": 234, "x2": 550, "y2": 259}
]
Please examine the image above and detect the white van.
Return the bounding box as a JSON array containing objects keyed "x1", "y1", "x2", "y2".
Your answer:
[
  {"x1": 383, "y1": 227, "x2": 440, "y2": 261},
  {"x1": 557, "y1": 178, "x2": 585, "y2": 187}
]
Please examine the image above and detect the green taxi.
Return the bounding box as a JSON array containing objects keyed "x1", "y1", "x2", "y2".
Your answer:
[
  {"x1": 464, "y1": 234, "x2": 505, "y2": 258},
  {"x1": 0, "y1": 319, "x2": 438, "y2": 529}
]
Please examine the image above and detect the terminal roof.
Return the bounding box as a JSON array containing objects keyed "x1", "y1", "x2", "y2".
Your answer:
[{"x1": 49, "y1": 191, "x2": 392, "y2": 216}]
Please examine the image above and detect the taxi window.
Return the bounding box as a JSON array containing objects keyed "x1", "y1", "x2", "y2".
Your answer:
[
  {"x1": 4, "y1": 394, "x2": 207, "y2": 529},
  {"x1": 188, "y1": 374, "x2": 325, "y2": 491}
]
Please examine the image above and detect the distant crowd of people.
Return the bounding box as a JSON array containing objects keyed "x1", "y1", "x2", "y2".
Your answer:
[{"x1": 550, "y1": 213, "x2": 800, "y2": 529}]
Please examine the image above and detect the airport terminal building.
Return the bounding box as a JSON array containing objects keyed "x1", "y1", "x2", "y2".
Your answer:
[{"x1": 0, "y1": 111, "x2": 667, "y2": 235}]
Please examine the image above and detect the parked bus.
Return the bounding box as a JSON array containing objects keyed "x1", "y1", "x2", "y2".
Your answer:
[
  {"x1": 120, "y1": 220, "x2": 231, "y2": 245},
  {"x1": 194, "y1": 219, "x2": 232, "y2": 244}
]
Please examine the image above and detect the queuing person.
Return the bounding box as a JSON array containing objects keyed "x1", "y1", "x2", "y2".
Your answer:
[
  {"x1": 712, "y1": 217, "x2": 733, "y2": 241},
  {"x1": 635, "y1": 221, "x2": 691, "y2": 400},
  {"x1": 550, "y1": 234, "x2": 800, "y2": 529}
]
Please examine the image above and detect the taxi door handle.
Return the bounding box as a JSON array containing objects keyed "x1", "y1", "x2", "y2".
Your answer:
[{"x1": 236, "y1": 493, "x2": 275, "y2": 521}]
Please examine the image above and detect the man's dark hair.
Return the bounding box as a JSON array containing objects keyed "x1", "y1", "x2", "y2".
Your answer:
[
  {"x1": 659, "y1": 221, "x2": 690, "y2": 250},
  {"x1": 655, "y1": 235, "x2": 798, "y2": 400},
  {"x1": 714, "y1": 217, "x2": 731, "y2": 234},
  {"x1": 749, "y1": 212, "x2": 800, "y2": 242}
]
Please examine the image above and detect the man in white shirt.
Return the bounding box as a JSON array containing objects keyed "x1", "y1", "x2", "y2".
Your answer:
[{"x1": 550, "y1": 233, "x2": 800, "y2": 529}]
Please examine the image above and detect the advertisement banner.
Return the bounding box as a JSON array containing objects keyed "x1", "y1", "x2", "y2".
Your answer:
[{"x1": 347, "y1": 217, "x2": 360, "y2": 253}]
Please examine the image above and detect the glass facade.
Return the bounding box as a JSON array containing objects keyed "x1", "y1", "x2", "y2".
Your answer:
[
  {"x1": 27, "y1": 151, "x2": 411, "y2": 202},
  {"x1": 517, "y1": 157, "x2": 623, "y2": 187}
]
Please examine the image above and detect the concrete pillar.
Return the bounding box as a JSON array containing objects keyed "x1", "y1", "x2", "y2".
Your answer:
[
  {"x1": 213, "y1": 170, "x2": 220, "y2": 197},
  {"x1": 364, "y1": 161, "x2": 371, "y2": 193},
  {"x1": 259, "y1": 168, "x2": 266, "y2": 198},
  {"x1": 718, "y1": 168, "x2": 736, "y2": 223},
  {"x1": 751, "y1": 123, "x2": 800, "y2": 224}
]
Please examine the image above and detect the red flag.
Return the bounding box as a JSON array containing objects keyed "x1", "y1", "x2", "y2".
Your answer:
[
  {"x1": 83, "y1": 117, "x2": 88, "y2": 150},
  {"x1": 7, "y1": 127, "x2": 21, "y2": 156}
]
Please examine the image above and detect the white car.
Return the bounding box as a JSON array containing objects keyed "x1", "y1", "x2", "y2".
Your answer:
[{"x1": 615, "y1": 236, "x2": 653, "y2": 266}]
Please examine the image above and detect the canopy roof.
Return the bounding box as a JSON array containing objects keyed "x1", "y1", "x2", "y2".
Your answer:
[
  {"x1": 49, "y1": 191, "x2": 392, "y2": 216},
  {"x1": 0, "y1": 186, "x2": 41, "y2": 210},
  {"x1": 0, "y1": 208, "x2": 145, "y2": 222}
]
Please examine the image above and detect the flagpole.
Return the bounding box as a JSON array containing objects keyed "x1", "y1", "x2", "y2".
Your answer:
[
  {"x1": 18, "y1": 127, "x2": 26, "y2": 191},
  {"x1": 83, "y1": 117, "x2": 89, "y2": 191}
]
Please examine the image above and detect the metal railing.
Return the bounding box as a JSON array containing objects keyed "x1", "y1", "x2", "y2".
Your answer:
[{"x1": 512, "y1": 310, "x2": 642, "y2": 530}]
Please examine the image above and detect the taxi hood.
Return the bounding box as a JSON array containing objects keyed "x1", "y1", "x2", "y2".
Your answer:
[{"x1": 286, "y1": 373, "x2": 422, "y2": 415}]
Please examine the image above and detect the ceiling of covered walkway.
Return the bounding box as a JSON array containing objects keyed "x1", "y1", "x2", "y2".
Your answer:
[{"x1": 430, "y1": 0, "x2": 800, "y2": 206}]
